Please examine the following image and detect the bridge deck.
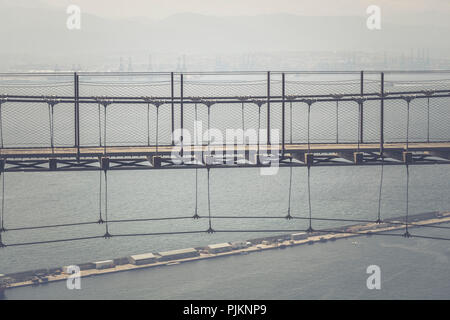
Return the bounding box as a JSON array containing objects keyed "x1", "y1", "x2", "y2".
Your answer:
[
  {"x1": 1, "y1": 142, "x2": 450, "y2": 158},
  {"x1": 0, "y1": 142, "x2": 449, "y2": 171}
]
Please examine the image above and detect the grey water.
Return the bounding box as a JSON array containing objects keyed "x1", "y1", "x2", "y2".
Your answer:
[{"x1": 1, "y1": 164, "x2": 450, "y2": 300}]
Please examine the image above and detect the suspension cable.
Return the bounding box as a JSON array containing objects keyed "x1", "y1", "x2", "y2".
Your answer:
[
  {"x1": 289, "y1": 101, "x2": 293, "y2": 144},
  {"x1": 307, "y1": 102, "x2": 311, "y2": 154},
  {"x1": 241, "y1": 102, "x2": 245, "y2": 132},
  {"x1": 336, "y1": 100, "x2": 339, "y2": 143},
  {"x1": 98, "y1": 169, "x2": 104, "y2": 223},
  {"x1": 286, "y1": 103, "x2": 294, "y2": 220},
  {"x1": 0, "y1": 101, "x2": 4, "y2": 149},
  {"x1": 307, "y1": 165, "x2": 313, "y2": 232},
  {"x1": 48, "y1": 102, "x2": 55, "y2": 153},
  {"x1": 207, "y1": 103, "x2": 211, "y2": 154},
  {"x1": 104, "y1": 169, "x2": 111, "y2": 238},
  {"x1": 147, "y1": 103, "x2": 150, "y2": 146},
  {"x1": 0, "y1": 171, "x2": 4, "y2": 247},
  {"x1": 103, "y1": 103, "x2": 107, "y2": 155},
  {"x1": 406, "y1": 99, "x2": 411, "y2": 152},
  {"x1": 98, "y1": 102, "x2": 102, "y2": 146},
  {"x1": 207, "y1": 166, "x2": 214, "y2": 233},
  {"x1": 286, "y1": 156, "x2": 293, "y2": 220},
  {"x1": 257, "y1": 103, "x2": 261, "y2": 156},
  {"x1": 404, "y1": 163, "x2": 410, "y2": 237},
  {"x1": 5, "y1": 212, "x2": 450, "y2": 233},
  {"x1": 7, "y1": 227, "x2": 450, "y2": 248},
  {"x1": 0, "y1": 169, "x2": 4, "y2": 233},
  {"x1": 193, "y1": 102, "x2": 199, "y2": 219},
  {"x1": 155, "y1": 103, "x2": 160, "y2": 155},
  {"x1": 206, "y1": 101, "x2": 214, "y2": 233},
  {"x1": 0, "y1": 228, "x2": 431, "y2": 248},
  {"x1": 404, "y1": 97, "x2": 412, "y2": 237},
  {"x1": 357, "y1": 101, "x2": 361, "y2": 151},
  {"x1": 306, "y1": 100, "x2": 313, "y2": 232},
  {"x1": 427, "y1": 97, "x2": 430, "y2": 143},
  {"x1": 376, "y1": 151, "x2": 384, "y2": 223}
]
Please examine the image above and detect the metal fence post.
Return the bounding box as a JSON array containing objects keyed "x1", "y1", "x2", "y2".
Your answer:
[
  {"x1": 171, "y1": 72, "x2": 174, "y2": 146},
  {"x1": 380, "y1": 72, "x2": 384, "y2": 154},
  {"x1": 74, "y1": 72, "x2": 80, "y2": 158},
  {"x1": 180, "y1": 73, "x2": 184, "y2": 157},
  {"x1": 267, "y1": 71, "x2": 271, "y2": 145},
  {"x1": 360, "y1": 70, "x2": 364, "y2": 144},
  {"x1": 282, "y1": 72, "x2": 285, "y2": 155}
]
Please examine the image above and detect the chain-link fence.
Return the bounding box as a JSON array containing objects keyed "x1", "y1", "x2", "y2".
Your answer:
[{"x1": 0, "y1": 71, "x2": 449, "y2": 149}]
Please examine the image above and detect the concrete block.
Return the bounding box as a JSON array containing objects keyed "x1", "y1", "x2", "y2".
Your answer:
[
  {"x1": 128, "y1": 253, "x2": 157, "y2": 265},
  {"x1": 94, "y1": 260, "x2": 114, "y2": 270},
  {"x1": 207, "y1": 243, "x2": 232, "y2": 254},
  {"x1": 157, "y1": 248, "x2": 199, "y2": 261}
]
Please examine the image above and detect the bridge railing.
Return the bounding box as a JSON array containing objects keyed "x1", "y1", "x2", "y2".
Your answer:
[{"x1": 0, "y1": 71, "x2": 449, "y2": 150}]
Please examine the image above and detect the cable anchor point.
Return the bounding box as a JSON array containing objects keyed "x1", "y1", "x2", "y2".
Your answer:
[
  {"x1": 97, "y1": 96, "x2": 113, "y2": 107},
  {"x1": 192, "y1": 209, "x2": 200, "y2": 219},
  {"x1": 143, "y1": 97, "x2": 163, "y2": 108},
  {"x1": 44, "y1": 95, "x2": 60, "y2": 107},
  {"x1": 203, "y1": 100, "x2": 216, "y2": 108},
  {"x1": 252, "y1": 99, "x2": 265, "y2": 108},
  {"x1": 331, "y1": 93, "x2": 344, "y2": 99},
  {"x1": 190, "y1": 96, "x2": 203, "y2": 103},
  {"x1": 237, "y1": 96, "x2": 250, "y2": 102},
  {"x1": 0, "y1": 95, "x2": 8, "y2": 103},
  {"x1": 301, "y1": 98, "x2": 316, "y2": 106},
  {"x1": 354, "y1": 97, "x2": 366, "y2": 105},
  {"x1": 401, "y1": 95, "x2": 416, "y2": 104},
  {"x1": 306, "y1": 226, "x2": 314, "y2": 233},
  {"x1": 423, "y1": 90, "x2": 435, "y2": 97}
]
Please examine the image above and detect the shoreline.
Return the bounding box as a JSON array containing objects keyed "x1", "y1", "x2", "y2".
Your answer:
[{"x1": 1, "y1": 211, "x2": 450, "y2": 291}]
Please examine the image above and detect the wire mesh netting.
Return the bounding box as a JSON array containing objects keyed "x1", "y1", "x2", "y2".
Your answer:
[
  {"x1": 384, "y1": 72, "x2": 450, "y2": 94},
  {"x1": 79, "y1": 73, "x2": 172, "y2": 98},
  {"x1": 0, "y1": 71, "x2": 449, "y2": 148},
  {"x1": 0, "y1": 73, "x2": 74, "y2": 97}
]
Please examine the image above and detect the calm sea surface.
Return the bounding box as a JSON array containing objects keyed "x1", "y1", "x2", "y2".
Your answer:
[{"x1": 1, "y1": 165, "x2": 450, "y2": 299}]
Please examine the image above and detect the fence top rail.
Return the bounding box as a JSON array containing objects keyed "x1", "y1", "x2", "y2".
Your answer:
[{"x1": 1, "y1": 70, "x2": 450, "y2": 77}]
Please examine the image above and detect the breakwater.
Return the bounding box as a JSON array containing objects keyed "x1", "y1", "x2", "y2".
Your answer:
[{"x1": 1, "y1": 211, "x2": 449, "y2": 292}]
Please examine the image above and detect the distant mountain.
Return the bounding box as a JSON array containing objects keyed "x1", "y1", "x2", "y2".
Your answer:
[{"x1": 0, "y1": 3, "x2": 449, "y2": 61}]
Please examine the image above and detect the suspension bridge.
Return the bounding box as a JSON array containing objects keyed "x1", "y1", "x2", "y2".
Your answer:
[{"x1": 0, "y1": 70, "x2": 449, "y2": 248}]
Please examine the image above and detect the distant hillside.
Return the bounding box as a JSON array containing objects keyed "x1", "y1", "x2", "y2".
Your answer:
[{"x1": 0, "y1": 3, "x2": 449, "y2": 61}]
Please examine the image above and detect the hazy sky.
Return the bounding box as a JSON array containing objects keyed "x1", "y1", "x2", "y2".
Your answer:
[{"x1": 32, "y1": 0, "x2": 450, "y2": 20}]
